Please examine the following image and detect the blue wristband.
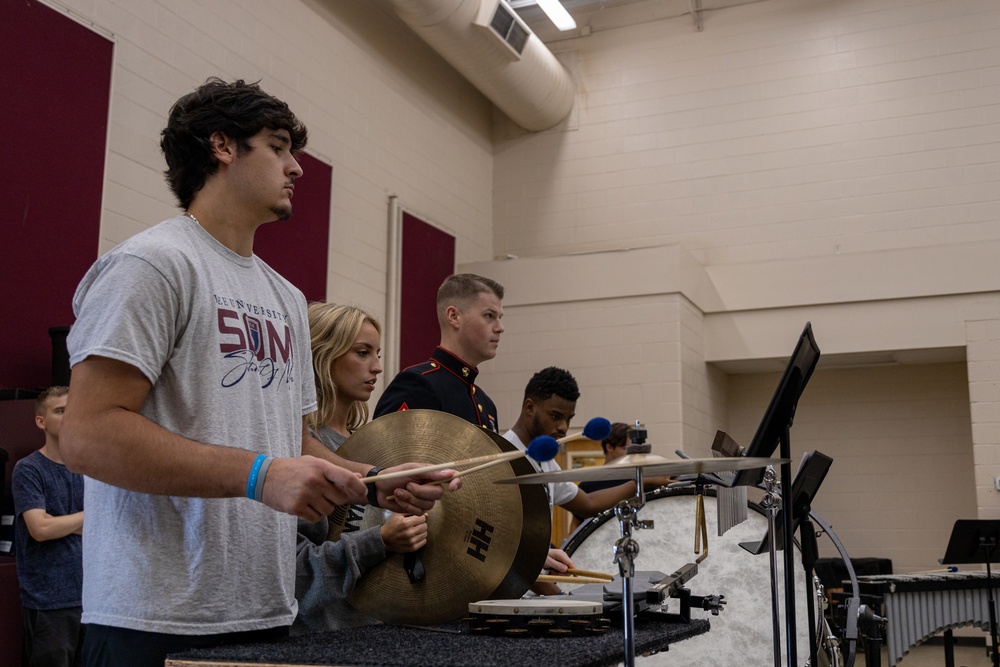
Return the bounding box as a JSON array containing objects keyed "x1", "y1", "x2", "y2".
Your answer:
[
  {"x1": 253, "y1": 456, "x2": 274, "y2": 502},
  {"x1": 246, "y1": 454, "x2": 268, "y2": 500}
]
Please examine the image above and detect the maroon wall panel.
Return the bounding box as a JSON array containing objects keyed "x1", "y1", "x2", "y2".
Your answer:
[
  {"x1": 255, "y1": 152, "x2": 332, "y2": 304},
  {"x1": 1, "y1": 0, "x2": 111, "y2": 391},
  {"x1": 399, "y1": 213, "x2": 455, "y2": 369}
]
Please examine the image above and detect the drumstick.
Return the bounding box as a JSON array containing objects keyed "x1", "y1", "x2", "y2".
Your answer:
[
  {"x1": 384, "y1": 436, "x2": 562, "y2": 501},
  {"x1": 557, "y1": 417, "x2": 613, "y2": 444},
  {"x1": 359, "y1": 450, "x2": 526, "y2": 484},
  {"x1": 537, "y1": 574, "x2": 612, "y2": 585},
  {"x1": 436, "y1": 436, "x2": 562, "y2": 483},
  {"x1": 445, "y1": 457, "x2": 513, "y2": 481},
  {"x1": 566, "y1": 568, "x2": 614, "y2": 581}
]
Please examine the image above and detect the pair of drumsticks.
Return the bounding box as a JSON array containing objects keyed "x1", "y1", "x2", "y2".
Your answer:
[
  {"x1": 536, "y1": 569, "x2": 615, "y2": 585},
  {"x1": 365, "y1": 417, "x2": 613, "y2": 500},
  {"x1": 368, "y1": 438, "x2": 560, "y2": 504}
]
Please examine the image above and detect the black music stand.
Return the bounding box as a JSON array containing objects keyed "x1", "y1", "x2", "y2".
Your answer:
[
  {"x1": 718, "y1": 322, "x2": 820, "y2": 667},
  {"x1": 941, "y1": 520, "x2": 1000, "y2": 667},
  {"x1": 741, "y1": 451, "x2": 834, "y2": 667}
]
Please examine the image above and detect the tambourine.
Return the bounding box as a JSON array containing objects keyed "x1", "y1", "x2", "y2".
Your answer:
[{"x1": 466, "y1": 598, "x2": 610, "y2": 637}]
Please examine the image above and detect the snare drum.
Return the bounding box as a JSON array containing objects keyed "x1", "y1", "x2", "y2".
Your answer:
[{"x1": 562, "y1": 487, "x2": 813, "y2": 666}]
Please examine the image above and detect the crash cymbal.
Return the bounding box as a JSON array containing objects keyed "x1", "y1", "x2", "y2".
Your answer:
[
  {"x1": 333, "y1": 409, "x2": 550, "y2": 626},
  {"x1": 496, "y1": 455, "x2": 788, "y2": 484}
]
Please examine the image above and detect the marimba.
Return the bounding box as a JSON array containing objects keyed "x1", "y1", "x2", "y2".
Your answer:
[{"x1": 850, "y1": 571, "x2": 998, "y2": 666}]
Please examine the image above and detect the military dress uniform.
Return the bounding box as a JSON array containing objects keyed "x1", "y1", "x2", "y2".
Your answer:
[{"x1": 374, "y1": 347, "x2": 499, "y2": 432}]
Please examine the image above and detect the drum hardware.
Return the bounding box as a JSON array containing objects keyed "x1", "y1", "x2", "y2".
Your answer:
[
  {"x1": 756, "y1": 465, "x2": 786, "y2": 667},
  {"x1": 613, "y1": 493, "x2": 648, "y2": 667},
  {"x1": 566, "y1": 487, "x2": 812, "y2": 664},
  {"x1": 612, "y1": 422, "x2": 658, "y2": 667},
  {"x1": 814, "y1": 576, "x2": 846, "y2": 667},
  {"x1": 646, "y1": 562, "x2": 699, "y2": 604},
  {"x1": 645, "y1": 562, "x2": 727, "y2": 623},
  {"x1": 852, "y1": 604, "x2": 884, "y2": 667},
  {"x1": 738, "y1": 451, "x2": 835, "y2": 667},
  {"x1": 500, "y1": 446, "x2": 786, "y2": 667}
]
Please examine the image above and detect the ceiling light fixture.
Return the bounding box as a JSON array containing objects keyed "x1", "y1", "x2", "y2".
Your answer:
[{"x1": 535, "y1": 0, "x2": 577, "y2": 31}]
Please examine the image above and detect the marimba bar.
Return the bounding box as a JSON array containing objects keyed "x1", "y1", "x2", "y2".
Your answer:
[{"x1": 850, "y1": 571, "x2": 997, "y2": 666}]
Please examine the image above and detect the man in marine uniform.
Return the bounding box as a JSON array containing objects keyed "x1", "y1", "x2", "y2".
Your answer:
[{"x1": 374, "y1": 273, "x2": 503, "y2": 432}]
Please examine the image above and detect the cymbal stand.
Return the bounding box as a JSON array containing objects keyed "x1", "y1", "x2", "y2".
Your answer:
[
  {"x1": 610, "y1": 421, "x2": 656, "y2": 666},
  {"x1": 760, "y1": 465, "x2": 784, "y2": 667},
  {"x1": 613, "y1": 468, "x2": 652, "y2": 667}
]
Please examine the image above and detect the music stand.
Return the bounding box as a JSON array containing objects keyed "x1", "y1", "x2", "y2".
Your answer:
[
  {"x1": 710, "y1": 322, "x2": 820, "y2": 667},
  {"x1": 741, "y1": 451, "x2": 834, "y2": 667},
  {"x1": 941, "y1": 520, "x2": 1000, "y2": 667},
  {"x1": 705, "y1": 322, "x2": 821, "y2": 490}
]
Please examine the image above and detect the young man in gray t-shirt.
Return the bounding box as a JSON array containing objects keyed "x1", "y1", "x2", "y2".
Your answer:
[{"x1": 62, "y1": 78, "x2": 458, "y2": 667}]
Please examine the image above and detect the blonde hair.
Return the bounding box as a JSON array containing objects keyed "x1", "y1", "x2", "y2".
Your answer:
[{"x1": 308, "y1": 303, "x2": 382, "y2": 434}]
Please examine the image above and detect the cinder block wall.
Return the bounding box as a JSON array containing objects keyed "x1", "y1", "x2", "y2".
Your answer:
[{"x1": 50, "y1": 0, "x2": 496, "y2": 313}]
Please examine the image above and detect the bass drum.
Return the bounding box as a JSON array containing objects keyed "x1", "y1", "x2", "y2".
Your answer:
[{"x1": 562, "y1": 486, "x2": 815, "y2": 666}]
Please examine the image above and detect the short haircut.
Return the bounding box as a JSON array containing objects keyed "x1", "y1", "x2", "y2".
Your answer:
[
  {"x1": 34, "y1": 386, "x2": 69, "y2": 417},
  {"x1": 436, "y1": 273, "x2": 504, "y2": 309},
  {"x1": 523, "y1": 366, "x2": 580, "y2": 403},
  {"x1": 160, "y1": 77, "x2": 308, "y2": 210},
  {"x1": 307, "y1": 302, "x2": 382, "y2": 434},
  {"x1": 602, "y1": 422, "x2": 631, "y2": 454}
]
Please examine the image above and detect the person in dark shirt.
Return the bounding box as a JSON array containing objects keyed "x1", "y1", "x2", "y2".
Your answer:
[
  {"x1": 374, "y1": 273, "x2": 504, "y2": 432},
  {"x1": 12, "y1": 386, "x2": 85, "y2": 667}
]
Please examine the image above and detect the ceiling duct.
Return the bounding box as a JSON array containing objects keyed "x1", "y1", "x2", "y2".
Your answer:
[{"x1": 389, "y1": 0, "x2": 575, "y2": 132}]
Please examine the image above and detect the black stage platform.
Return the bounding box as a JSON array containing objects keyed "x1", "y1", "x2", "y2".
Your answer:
[{"x1": 166, "y1": 617, "x2": 711, "y2": 667}]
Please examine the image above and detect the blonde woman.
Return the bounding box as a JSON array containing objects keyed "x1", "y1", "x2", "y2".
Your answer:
[{"x1": 294, "y1": 303, "x2": 427, "y2": 632}]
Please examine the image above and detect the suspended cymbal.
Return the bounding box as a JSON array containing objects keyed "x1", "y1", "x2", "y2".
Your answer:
[
  {"x1": 333, "y1": 409, "x2": 550, "y2": 626},
  {"x1": 496, "y1": 455, "x2": 788, "y2": 484}
]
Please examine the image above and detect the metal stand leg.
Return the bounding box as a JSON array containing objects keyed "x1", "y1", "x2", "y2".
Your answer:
[
  {"x1": 943, "y1": 629, "x2": 955, "y2": 667},
  {"x1": 614, "y1": 514, "x2": 639, "y2": 667},
  {"x1": 611, "y1": 461, "x2": 653, "y2": 667},
  {"x1": 761, "y1": 466, "x2": 784, "y2": 667},
  {"x1": 857, "y1": 605, "x2": 884, "y2": 667},
  {"x1": 985, "y1": 549, "x2": 1000, "y2": 667}
]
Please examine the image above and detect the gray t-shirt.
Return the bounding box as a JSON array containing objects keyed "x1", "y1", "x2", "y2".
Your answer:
[{"x1": 68, "y1": 215, "x2": 316, "y2": 634}]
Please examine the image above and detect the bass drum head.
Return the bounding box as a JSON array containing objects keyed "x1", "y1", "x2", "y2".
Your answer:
[{"x1": 561, "y1": 486, "x2": 812, "y2": 666}]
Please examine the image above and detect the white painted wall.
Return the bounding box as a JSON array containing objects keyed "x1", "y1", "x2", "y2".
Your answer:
[
  {"x1": 493, "y1": 0, "x2": 1000, "y2": 267},
  {"x1": 46, "y1": 0, "x2": 495, "y2": 317},
  {"x1": 476, "y1": 0, "x2": 1000, "y2": 574}
]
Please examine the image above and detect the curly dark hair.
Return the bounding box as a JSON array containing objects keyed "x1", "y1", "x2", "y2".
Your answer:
[
  {"x1": 523, "y1": 366, "x2": 579, "y2": 402},
  {"x1": 159, "y1": 77, "x2": 308, "y2": 209}
]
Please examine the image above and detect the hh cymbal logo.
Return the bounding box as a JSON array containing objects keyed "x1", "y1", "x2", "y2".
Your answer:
[{"x1": 466, "y1": 518, "x2": 494, "y2": 562}]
